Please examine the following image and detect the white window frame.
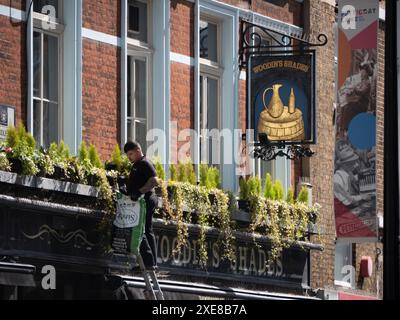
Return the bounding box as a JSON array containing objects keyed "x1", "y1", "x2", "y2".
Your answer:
[
  {"x1": 127, "y1": 0, "x2": 153, "y2": 51},
  {"x1": 199, "y1": 14, "x2": 223, "y2": 168},
  {"x1": 199, "y1": 73, "x2": 221, "y2": 166},
  {"x1": 125, "y1": 0, "x2": 153, "y2": 147},
  {"x1": 32, "y1": 0, "x2": 64, "y2": 147},
  {"x1": 334, "y1": 242, "x2": 355, "y2": 288},
  {"x1": 127, "y1": 50, "x2": 152, "y2": 147}
]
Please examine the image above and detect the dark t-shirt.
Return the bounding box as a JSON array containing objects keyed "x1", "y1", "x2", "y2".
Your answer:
[{"x1": 126, "y1": 156, "x2": 157, "y2": 199}]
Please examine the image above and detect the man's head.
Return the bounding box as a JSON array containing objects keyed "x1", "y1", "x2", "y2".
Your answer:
[{"x1": 124, "y1": 141, "x2": 143, "y2": 163}]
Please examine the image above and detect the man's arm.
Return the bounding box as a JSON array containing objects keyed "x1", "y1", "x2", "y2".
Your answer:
[{"x1": 139, "y1": 176, "x2": 159, "y2": 194}]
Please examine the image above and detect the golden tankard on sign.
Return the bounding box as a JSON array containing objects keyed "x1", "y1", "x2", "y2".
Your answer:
[{"x1": 257, "y1": 83, "x2": 305, "y2": 141}]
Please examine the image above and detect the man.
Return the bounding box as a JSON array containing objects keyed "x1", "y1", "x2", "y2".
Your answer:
[
  {"x1": 124, "y1": 141, "x2": 158, "y2": 270},
  {"x1": 334, "y1": 143, "x2": 373, "y2": 210}
]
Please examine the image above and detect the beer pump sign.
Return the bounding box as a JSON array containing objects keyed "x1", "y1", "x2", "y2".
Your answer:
[{"x1": 249, "y1": 54, "x2": 316, "y2": 145}]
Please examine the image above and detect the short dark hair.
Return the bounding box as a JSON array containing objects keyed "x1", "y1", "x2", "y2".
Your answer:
[{"x1": 124, "y1": 141, "x2": 141, "y2": 153}]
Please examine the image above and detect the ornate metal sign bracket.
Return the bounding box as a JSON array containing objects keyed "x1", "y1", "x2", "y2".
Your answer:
[
  {"x1": 240, "y1": 20, "x2": 327, "y2": 161},
  {"x1": 252, "y1": 141, "x2": 315, "y2": 161},
  {"x1": 239, "y1": 20, "x2": 328, "y2": 69}
]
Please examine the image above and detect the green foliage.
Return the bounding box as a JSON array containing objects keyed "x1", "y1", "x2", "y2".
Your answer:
[
  {"x1": 177, "y1": 162, "x2": 187, "y2": 183},
  {"x1": 248, "y1": 176, "x2": 262, "y2": 197},
  {"x1": 286, "y1": 187, "x2": 294, "y2": 204},
  {"x1": 199, "y1": 163, "x2": 208, "y2": 187},
  {"x1": 263, "y1": 173, "x2": 274, "y2": 199},
  {"x1": 6, "y1": 126, "x2": 18, "y2": 149},
  {"x1": 89, "y1": 144, "x2": 103, "y2": 169},
  {"x1": 199, "y1": 163, "x2": 221, "y2": 189},
  {"x1": 153, "y1": 157, "x2": 166, "y2": 180},
  {"x1": 120, "y1": 155, "x2": 132, "y2": 176},
  {"x1": 273, "y1": 180, "x2": 284, "y2": 201},
  {"x1": 111, "y1": 144, "x2": 123, "y2": 170},
  {"x1": 169, "y1": 163, "x2": 178, "y2": 181},
  {"x1": 58, "y1": 140, "x2": 70, "y2": 160},
  {"x1": 297, "y1": 186, "x2": 309, "y2": 204},
  {"x1": 0, "y1": 153, "x2": 11, "y2": 172},
  {"x1": 79, "y1": 141, "x2": 89, "y2": 162},
  {"x1": 185, "y1": 159, "x2": 197, "y2": 185},
  {"x1": 239, "y1": 177, "x2": 249, "y2": 201}
]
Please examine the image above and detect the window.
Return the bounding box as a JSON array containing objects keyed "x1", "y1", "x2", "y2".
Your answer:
[
  {"x1": 127, "y1": 56, "x2": 148, "y2": 149},
  {"x1": 334, "y1": 242, "x2": 355, "y2": 288},
  {"x1": 126, "y1": 1, "x2": 152, "y2": 148},
  {"x1": 33, "y1": 0, "x2": 60, "y2": 19},
  {"x1": 200, "y1": 20, "x2": 218, "y2": 62},
  {"x1": 128, "y1": 0, "x2": 148, "y2": 42},
  {"x1": 199, "y1": 16, "x2": 222, "y2": 166},
  {"x1": 32, "y1": 0, "x2": 63, "y2": 148},
  {"x1": 200, "y1": 75, "x2": 220, "y2": 165}
]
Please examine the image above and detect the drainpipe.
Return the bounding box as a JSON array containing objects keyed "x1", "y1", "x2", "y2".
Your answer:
[{"x1": 194, "y1": 0, "x2": 200, "y2": 179}]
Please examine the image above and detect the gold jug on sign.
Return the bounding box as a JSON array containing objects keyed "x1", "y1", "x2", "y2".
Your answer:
[{"x1": 263, "y1": 84, "x2": 284, "y2": 118}]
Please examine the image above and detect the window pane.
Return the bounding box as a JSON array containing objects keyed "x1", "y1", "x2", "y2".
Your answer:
[
  {"x1": 200, "y1": 20, "x2": 218, "y2": 62},
  {"x1": 200, "y1": 76, "x2": 219, "y2": 165},
  {"x1": 135, "y1": 59, "x2": 147, "y2": 118},
  {"x1": 127, "y1": 119, "x2": 133, "y2": 141},
  {"x1": 33, "y1": 32, "x2": 41, "y2": 98},
  {"x1": 43, "y1": 34, "x2": 58, "y2": 102},
  {"x1": 334, "y1": 243, "x2": 353, "y2": 282},
  {"x1": 33, "y1": 100, "x2": 42, "y2": 145},
  {"x1": 43, "y1": 102, "x2": 59, "y2": 147},
  {"x1": 135, "y1": 120, "x2": 147, "y2": 150},
  {"x1": 128, "y1": 57, "x2": 147, "y2": 118},
  {"x1": 128, "y1": 0, "x2": 147, "y2": 42},
  {"x1": 34, "y1": 0, "x2": 59, "y2": 19}
]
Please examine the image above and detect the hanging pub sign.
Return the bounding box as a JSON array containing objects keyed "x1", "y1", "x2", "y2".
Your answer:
[
  {"x1": 334, "y1": 0, "x2": 378, "y2": 241},
  {"x1": 0, "y1": 105, "x2": 15, "y2": 141},
  {"x1": 249, "y1": 54, "x2": 316, "y2": 145}
]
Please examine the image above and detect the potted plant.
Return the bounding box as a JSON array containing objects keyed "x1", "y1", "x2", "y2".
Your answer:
[{"x1": 238, "y1": 177, "x2": 250, "y2": 211}]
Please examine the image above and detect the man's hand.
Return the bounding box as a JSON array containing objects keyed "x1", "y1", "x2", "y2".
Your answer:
[
  {"x1": 131, "y1": 191, "x2": 143, "y2": 202},
  {"x1": 139, "y1": 177, "x2": 158, "y2": 194}
]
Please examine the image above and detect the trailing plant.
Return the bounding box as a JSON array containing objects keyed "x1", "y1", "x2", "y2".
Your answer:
[
  {"x1": 0, "y1": 152, "x2": 11, "y2": 172},
  {"x1": 34, "y1": 150, "x2": 55, "y2": 177}
]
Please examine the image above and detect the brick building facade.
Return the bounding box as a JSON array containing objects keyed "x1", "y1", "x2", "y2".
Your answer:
[{"x1": 0, "y1": 0, "x2": 384, "y2": 299}]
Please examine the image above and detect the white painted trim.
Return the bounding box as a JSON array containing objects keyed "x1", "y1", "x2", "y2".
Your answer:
[
  {"x1": 170, "y1": 52, "x2": 194, "y2": 66},
  {"x1": 379, "y1": 7, "x2": 385, "y2": 21},
  {"x1": 82, "y1": 28, "x2": 121, "y2": 47},
  {"x1": 239, "y1": 71, "x2": 246, "y2": 81},
  {"x1": 0, "y1": 4, "x2": 26, "y2": 21}
]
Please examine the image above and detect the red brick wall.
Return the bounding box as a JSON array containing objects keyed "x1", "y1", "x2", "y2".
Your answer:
[
  {"x1": 171, "y1": 0, "x2": 194, "y2": 57},
  {"x1": 170, "y1": 0, "x2": 194, "y2": 162},
  {"x1": 0, "y1": 3, "x2": 26, "y2": 127},
  {"x1": 82, "y1": 40, "x2": 120, "y2": 160},
  {"x1": 82, "y1": 0, "x2": 121, "y2": 36},
  {"x1": 305, "y1": 0, "x2": 337, "y2": 290}
]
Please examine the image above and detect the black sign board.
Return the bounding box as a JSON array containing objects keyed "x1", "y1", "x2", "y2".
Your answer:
[
  {"x1": 153, "y1": 221, "x2": 310, "y2": 288},
  {"x1": 249, "y1": 53, "x2": 316, "y2": 145}
]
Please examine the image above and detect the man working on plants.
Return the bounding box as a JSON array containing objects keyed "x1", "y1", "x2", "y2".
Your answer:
[{"x1": 124, "y1": 141, "x2": 159, "y2": 270}]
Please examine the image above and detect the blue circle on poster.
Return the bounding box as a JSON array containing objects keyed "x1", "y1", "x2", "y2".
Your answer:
[{"x1": 348, "y1": 113, "x2": 376, "y2": 149}]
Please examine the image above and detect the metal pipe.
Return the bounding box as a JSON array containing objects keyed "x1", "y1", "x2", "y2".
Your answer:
[{"x1": 122, "y1": 276, "x2": 320, "y2": 300}]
